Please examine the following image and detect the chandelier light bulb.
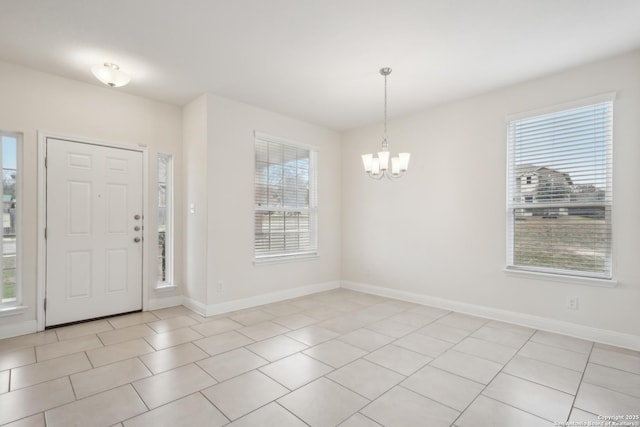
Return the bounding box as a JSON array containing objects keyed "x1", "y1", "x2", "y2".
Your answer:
[
  {"x1": 377, "y1": 150, "x2": 390, "y2": 171},
  {"x1": 362, "y1": 154, "x2": 373, "y2": 173}
]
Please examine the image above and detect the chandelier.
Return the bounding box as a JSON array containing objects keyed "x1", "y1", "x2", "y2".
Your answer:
[{"x1": 361, "y1": 67, "x2": 410, "y2": 179}]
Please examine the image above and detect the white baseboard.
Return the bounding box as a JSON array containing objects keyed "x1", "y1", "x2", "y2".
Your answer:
[
  {"x1": 1, "y1": 282, "x2": 340, "y2": 340},
  {"x1": 182, "y1": 295, "x2": 207, "y2": 317},
  {"x1": 0, "y1": 320, "x2": 38, "y2": 340},
  {"x1": 341, "y1": 281, "x2": 640, "y2": 351},
  {"x1": 147, "y1": 295, "x2": 184, "y2": 311},
  {"x1": 203, "y1": 280, "x2": 341, "y2": 317},
  {"x1": 151, "y1": 281, "x2": 342, "y2": 317},
  {"x1": 165, "y1": 281, "x2": 341, "y2": 318}
]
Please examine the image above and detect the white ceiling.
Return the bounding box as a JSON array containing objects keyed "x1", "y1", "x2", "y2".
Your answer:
[{"x1": 1, "y1": 0, "x2": 639, "y2": 130}]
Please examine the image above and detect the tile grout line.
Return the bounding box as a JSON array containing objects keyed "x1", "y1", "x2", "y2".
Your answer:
[
  {"x1": 448, "y1": 324, "x2": 547, "y2": 426},
  {"x1": 395, "y1": 321, "x2": 501, "y2": 424},
  {"x1": 529, "y1": 336, "x2": 594, "y2": 355},
  {"x1": 274, "y1": 400, "x2": 312, "y2": 426},
  {"x1": 566, "y1": 341, "x2": 595, "y2": 421},
  {"x1": 196, "y1": 390, "x2": 232, "y2": 425}
]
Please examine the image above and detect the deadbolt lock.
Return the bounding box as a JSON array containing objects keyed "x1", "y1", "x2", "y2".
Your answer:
[
  {"x1": 134, "y1": 214, "x2": 141, "y2": 220},
  {"x1": 134, "y1": 237, "x2": 141, "y2": 243},
  {"x1": 134, "y1": 226, "x2": 141, "y2": 231}
]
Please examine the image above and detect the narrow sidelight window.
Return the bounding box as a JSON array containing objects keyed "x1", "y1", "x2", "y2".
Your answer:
[
  {"x1": 157, "y1": 153, "x2": 173, "y2": 285},
  {"x1": 1, "y1": 131, "x2": 21, "y2": 306}
]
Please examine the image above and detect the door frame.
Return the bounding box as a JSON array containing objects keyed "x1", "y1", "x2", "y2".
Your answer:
[{"x1": 36, "y1": 131, "x2": 149, "y2": 331}]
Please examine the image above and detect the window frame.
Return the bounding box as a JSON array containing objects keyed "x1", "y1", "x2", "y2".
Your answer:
[
  {"x1": 254, "y1": 131, "x2": 318, "y2": 263},
  {"x1": 505, "y1": 93, "x2": 615, "y2": 281},
  {"x1": 0, "y1": 131, "x2": 22, "y2": 311},
  {"x1": 156, "y1": 152, "x2": 174, "y2": 288}
]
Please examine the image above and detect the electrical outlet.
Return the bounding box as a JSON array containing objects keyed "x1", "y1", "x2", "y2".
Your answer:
[
  {"x1": 217, "y1": 281, "x2": 223, "y2": 293},
  {"x1": 567, "y1": 296, "x2": 579, "y2": 310}
]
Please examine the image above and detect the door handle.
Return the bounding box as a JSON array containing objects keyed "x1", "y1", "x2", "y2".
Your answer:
[
  {"x1": 134, "y1": 237, "x2": 141, "y2": 243},
  {"x1": 134, "y1": 226, "x2": 141, "y2": 231}
]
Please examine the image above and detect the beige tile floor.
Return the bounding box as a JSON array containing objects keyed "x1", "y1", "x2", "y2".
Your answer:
[{"x1": 0, "y1": 289, "x2": 639, "y2": 426}]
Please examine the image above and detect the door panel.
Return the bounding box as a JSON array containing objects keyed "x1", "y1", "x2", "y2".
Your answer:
[
  {"x1": 106, "y1": 184, "x2": 127, "y2": 234},
  {"x1": 46, "y1": 138, "x2": 143, "y2": 326},
  {"x1": 67, "y1": 251, "x2": 91, "y2": 298},
  {"x1": 68, "y1": 181, "x2": 91, "y2": 234},
  {"x1": 106, "y1": 249, "x2": 127, "y2": 293}
]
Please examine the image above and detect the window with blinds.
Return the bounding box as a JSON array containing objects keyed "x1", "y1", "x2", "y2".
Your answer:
[
  {"x1": 254, "y1": 132, "x2": 317, "y2": 260},
  {"x1": 506, "y1": 94, "x2": 614, "y2": 279}
]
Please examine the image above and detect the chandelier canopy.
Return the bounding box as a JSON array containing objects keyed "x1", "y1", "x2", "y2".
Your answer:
[{"x1": 361, "y1": 67, "x2": 410, "y2": 179}]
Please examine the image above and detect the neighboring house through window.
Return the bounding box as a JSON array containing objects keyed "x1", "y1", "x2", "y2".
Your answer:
[
  {"x1": 0, "y1": 131, "x2": 21, "y2": 308},
  {"x1": 157, "y1": 153, "x2": 173, "y2": 286},
  {"x1": 506, "y1": 94, "x2": 614, "y2": 279},
  {"x1": 254, "y1": 132, "x2": 317, "y2": 261}
]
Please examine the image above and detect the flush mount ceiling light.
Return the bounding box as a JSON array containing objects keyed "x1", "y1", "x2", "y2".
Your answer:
[
  {"x1": 91, "y1": 62, "x2": 130, "y2": 87},
  {"x1": 361, "y1": 67, "x2": 410, "y2": 179}
]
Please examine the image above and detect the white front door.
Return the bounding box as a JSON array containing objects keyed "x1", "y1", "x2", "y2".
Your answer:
[{"x1": 45, "y1": 138, "x2": 143, "y2": 326}]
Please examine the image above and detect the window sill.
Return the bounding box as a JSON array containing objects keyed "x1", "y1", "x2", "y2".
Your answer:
[
  {"x1": 155, "y1": 283, "x2": 178, "y2": 293},
  {"x1": 503, "y1": 268, "x2": 617, "y2": 288},
  {"x1": 254, "y1": 252, "x2": 319, "y2": 265},
  {"x1": 0, "y1": 305, "x2": 28, "y2": 318}
]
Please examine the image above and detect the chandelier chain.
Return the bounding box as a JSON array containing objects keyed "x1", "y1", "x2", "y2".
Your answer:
[{"x1": 383, "y1": 71, "x2": 388, "y2": 148}]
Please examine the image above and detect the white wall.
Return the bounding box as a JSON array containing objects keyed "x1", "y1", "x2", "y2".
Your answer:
[
  {"x1": 201, "y1": 94, "x2": 342, "y2": 310},
  {"x1": 0, "y1": 61, "x2": 183, "y2": 335},
  {"x1": 182, "y1": 95, "x2": 208, "y2": 305},
  {"x1": 342, "y1": 50, "x2": 640, "y2": 341}
]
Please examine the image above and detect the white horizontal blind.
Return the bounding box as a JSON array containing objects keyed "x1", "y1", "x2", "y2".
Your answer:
[
  {"x1": 506, "y1": 97, "x2": 613, "y2": 279},
  {"x1": 255, "y1": 133, "x2": 317, "y2": 259}
]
